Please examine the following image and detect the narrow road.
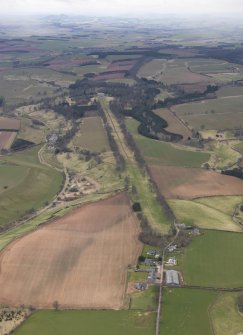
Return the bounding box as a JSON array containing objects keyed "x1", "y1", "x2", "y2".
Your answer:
[{"x1": 155, "y1": 223, "x2": 179, "y2": 335}]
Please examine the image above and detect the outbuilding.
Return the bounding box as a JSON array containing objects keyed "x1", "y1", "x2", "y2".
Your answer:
[{"x1": 165, "y1": 270, "x2": 180, "y2": 286}]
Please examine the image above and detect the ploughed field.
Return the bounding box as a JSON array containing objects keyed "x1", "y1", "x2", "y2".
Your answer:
[
  {"x1": 0, "y1": 131, "x2": 16, "y2": 150},
  {"x1": 0, "y1": 193, "x2": 141, "y2": 309},
  {"x1": 149, "y1": 165, "x2": 243, "y2": 199}
]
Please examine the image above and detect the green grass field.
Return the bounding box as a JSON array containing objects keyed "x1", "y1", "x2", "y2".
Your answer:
[
  {"x1": 0, "y1": 164, "x2": 29, "y2": 193},
  {"x1": 169, "y1": 198, "x2": 242, "y2": 232},
  {"x1": 131, "y1": 285, "x2": 158, "y2": 310},
  {"x1": 182, "y1": 230, "x2": 243, "y2": 287},
  {"x1": 13, "y1": 310, "x2": 156, "y2": 335},
  {"x1": 161, "y1": 288, "x2": 217, "y2": 335},
  {"x1": 0, "y1": 146, "x2": 63, "y2": 227},
  {"x1": 210, "y1": 293, "x2": 243, "y2": 335},
  {"x1": 126, "y1": 118, "x2": 209, "y2": 167},
  {"x1": 72, "y1": 116, "x2": 109, "y2": 152},
  {"x1": 217, "y1": 85, "x2": 243, "y2": 97},
  {"x1": 173, "y1": 96, "x2": 243, "y2": 130}
]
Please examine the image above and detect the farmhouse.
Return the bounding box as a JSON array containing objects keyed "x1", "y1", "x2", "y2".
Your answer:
[
  {"x1": 166, "y1": 256, "x2": 177, "y2": 266},
  {"x1": 165, "y1": 270, "x2": 180, "y2": 286}
]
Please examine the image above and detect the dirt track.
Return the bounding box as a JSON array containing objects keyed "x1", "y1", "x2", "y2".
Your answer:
[
  {"x1": 150, "y1": 165, "x2": 243, "y2": 199},
  {"x1": 0, "y1": 193, "x2": 142, "y2": 309}
]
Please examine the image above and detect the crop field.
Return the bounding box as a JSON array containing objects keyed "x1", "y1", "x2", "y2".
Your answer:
[
  {"x1": 13, "y1": 310, "x2": 155, "y2": 335},
  {"x1": 149, "y1": 165, "x2": 243, "y2": 199},
  {"x1": 0, "y1": 117, "x2": 20, "y2": 130},
  {"x1": 154, "y1": 108, "x2": 192, "y2": 141},
  {"x1": 173, "y1": 95, "x2": 243, "y2": 130},
  {"x1": 210, "y1": 293, "x2": 243, "y2": 335},
  {"x1": 0, "y1": 131, "x2": 17, "y2": 150},
  {"x1": 0, "y1": 146, "x2": 62, "y2": 227},
  {"x1": 184, "y1": 58, "x2": 243, "y2": 83},
  {"x1": 0, "y1": 193, "x2": 142, "y2": 308},
  {"x1": 126, "y1": 118, "x2": 209, "y2": 167},
  {"x1": 176, "y1": 82, "x2": 209, "y2": 94},
  {"x1": 182, "y1": 230, "x2": 243, "y2": 287},
  {"x1": 72, "y1": 116, "x2": 109, "y2": 152},
  {"x1": 169, "y1": 199, "x2": 242, "y2": 232},
  {"x1": 161, "y1": 288, "x2": 217, "y2": 335},
  {"x1": 217, "y1": 85, "x2": 243, "y2": 97},
  {"x1": 137, "y1": 59, "x2": 167, "y2": 79},
  {"x1": 138, "y1": 59, "x2": 210, "y2": 84},
  {"x1": 17, "y1": 117, "x2": 46, "y2": 144}
]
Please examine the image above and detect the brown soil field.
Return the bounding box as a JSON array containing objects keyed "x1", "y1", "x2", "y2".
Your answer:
[
  {"x1": 153, "y1": 108, "x2": 192, "y2": 142},
  {"x1": 0, "y1": 117, "x2": 20, "y2": 131},
  {"x1": 150, "y1": 165, "x2": 243, "y2": 199},
  {"x1": 0, "y1": 131, "x2": 16, "y2": 150},
  {"x1": 176, "y1": 82, "x2": 209, "y2": 94},
  {"x1": 0, "y1": 193, "x2": 142, "y2": 309},
  {"x1": 95, "y1": 72, "x2": 125, "y2": 81}
]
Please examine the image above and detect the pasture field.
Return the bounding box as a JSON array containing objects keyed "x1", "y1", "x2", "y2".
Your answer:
[
  {"x1": 71, "y1": 116, "x2": 109, "y2": 152},
  {"x1": 0, "y1": 145, "x2": 62, "y2": 227},
  {"x1": 0, "y1": 193, "x2": 142, "y2": 308},
  {"x1": 169, "y1": 199, "x2": 242, "y2": 232},
  {"x1": 182, "y1": 230, "x2": 243, "y2": 287},
  {"x1": 13, "y1": 310, "x2": 155, "y2": 335},
  {"x1": 173, "y1": 95, "x2": 243, "y2": 130},
  {"x1": 130, "y1": 285, "x2": 158, "y2": 310},
  {"x1": 186, "y1": 58, "x2": 243, "y2": 82},
  {"x1": 195, "y1": 195, "x2": 243, "y2": 216},
  {"x1": 0, "y1": 131, "x2": 17, "y2": 150},
  {"x1": 138, "y1": 59, "x2": 210, "y2": 84},
  {"x1": 149, "y1": 165, "x2": 243, "y2": 199},
  {"x1": 137, "y1": 59, "x2": 167, "y2": 79},
  {"x1": 217, "y1": 85, "x2": 243, "y2": 97},
  {"x1": 17, "y1": 117, "x2": 46, "y2": 144},
  {"x1": 161, "y1": 288, "x2": 217, "y2": 335},
  {"x1": 205, "y1": 141, "x2": 240, "y2": 169},
  {"x1": 126, "y1": 118, "x2": 209, "y2": 167},
  {"x1": 0, "y1": 164, "x2": 29, "y2": 194},
  {"x1": 154, "y1": 108, "x2": 192, "y2": 141},
  {"x1": 210, "y1": 293, "x2": 243, "y2": 335}
]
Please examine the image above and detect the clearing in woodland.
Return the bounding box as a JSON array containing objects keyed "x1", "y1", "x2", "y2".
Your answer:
[{"x1": 0, "y1": 193, "x2": 142, "y2": 309}]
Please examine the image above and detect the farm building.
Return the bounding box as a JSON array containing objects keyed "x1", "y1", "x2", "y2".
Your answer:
[
  {"x1": 165, "y1": 270, "x2": 180, "y2": 286},
  {"x1": 135, "y1": 282, "x2": 147, "y2": 291}
]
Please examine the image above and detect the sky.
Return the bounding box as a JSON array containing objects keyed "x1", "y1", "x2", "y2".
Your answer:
[{"x1": 1, "y1": 0, "x2": 243, "y2": 16}]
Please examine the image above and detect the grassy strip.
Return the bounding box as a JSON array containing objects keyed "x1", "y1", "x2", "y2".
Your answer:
[
  {"x1": 13, "y1": 310, "x2": 156, "y2": 335},
  {"x1": 100, "y1": 98, "x2": 171, "y2": 234}
]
